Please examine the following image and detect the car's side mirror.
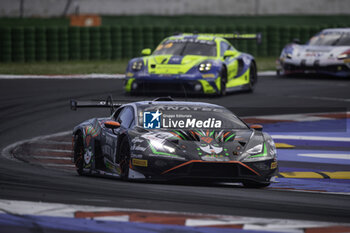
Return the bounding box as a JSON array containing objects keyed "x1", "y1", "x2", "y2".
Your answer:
[
  {"x1": 141, "y1": 48, "x2": 151, "y2": 56},
  {"x1": 223, "y1": 50, "x2": 235, "y2": 58},
  {"x1": 250, "y1": 124, "x2": 263, "y2": 131},
  {"x1": 292, "y1": 38, "x2": 301, "y2": 44},
  {"x1": 104, "y1": 121, "x2": 121, "y2": 129}
]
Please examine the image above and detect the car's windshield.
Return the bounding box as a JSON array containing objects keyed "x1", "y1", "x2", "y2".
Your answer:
[
  {"x1": 153, "y1": 39, "x2": 217, "y2": 56},
  {"x1": 308, "y1": 31, "x2": 350, "y2": 46},
  {"x1": 138, "y1": 105, "x2": 248, "y2": 130}
]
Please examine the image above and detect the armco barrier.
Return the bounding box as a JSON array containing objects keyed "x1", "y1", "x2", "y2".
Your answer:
[{"x1": 0, "y1": 24, "x2": 349, "y2": 62}]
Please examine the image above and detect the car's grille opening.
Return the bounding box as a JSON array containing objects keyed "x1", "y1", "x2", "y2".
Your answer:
[
  {"x1": 189, "y1": 163, "x2": 239, "y2": 177},
  {"x1": 163, "y1": 162, "x2": 260, "y2": 179},
  {"x1": 283, "y1": 64, "x2": 350, "y2": 72},
  {"x1": 240, "y1": 165, "x2": 257, "y2": 176}
]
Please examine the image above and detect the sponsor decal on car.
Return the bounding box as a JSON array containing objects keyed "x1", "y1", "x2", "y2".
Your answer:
[
  {"x1": 143, "y1": 111, "x2": 162, "y2": 129},
  {"x1": 132, "y1": 158, "x2": 148, "y2": 167},
  {"x1": 271, "y1": 161, "x2": 278, "y2": 169},
  {"x1": 143, "y1": 110, "x2": 222, "y2": 129}
]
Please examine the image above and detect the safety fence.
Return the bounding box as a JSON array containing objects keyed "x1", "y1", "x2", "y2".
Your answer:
[{"x1": 0, "y1": 24, "x2": 348, "y2": 62}]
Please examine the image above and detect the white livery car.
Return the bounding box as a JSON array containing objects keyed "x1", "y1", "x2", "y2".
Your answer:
[{"x1": 277, "y1": 28, "x2": 350, "y2": 77}]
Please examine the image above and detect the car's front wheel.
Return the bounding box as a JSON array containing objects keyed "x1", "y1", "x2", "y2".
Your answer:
[
  {"x1": 219, "y1": 67, "x2": 227, "y2": 96},
  {"x1": 73, "y1": 132, "x2": 84, "y2": 176},
  {"x1": 118, "y1": 136, "x2": 131, "y2": 180},
  {"x1": 247, "y1": 62, "x2": 257, "y2": 92}
]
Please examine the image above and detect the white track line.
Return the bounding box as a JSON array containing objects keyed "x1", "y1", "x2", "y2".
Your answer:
[
  {"x1": 36, "y1": 148, "x2": 72, "y2": 153},
  {"x1": 0, "y1": 72, "x2": 273, "y2": 80},
  {"x1": 1, "y1": 131, "x2": 71, "y2": 161},
  {"x1": 0, "y1": 199, "x2": 348, "y2": 231},
  {"x1": 0, "y1": 74, "x2": 125, "y2": 79},
  {"x1": 32, "y1": 156, "x2": 71, "y2": 160},
  {"x1": 271, "y1": 135, "x2": 350, "y2": 142},
  {"x1": 298, "y1": 153, "x2": 350, "y2": 160},
  {"x1": 38, "y1": 140, "x2": 72, "y2": 145}
]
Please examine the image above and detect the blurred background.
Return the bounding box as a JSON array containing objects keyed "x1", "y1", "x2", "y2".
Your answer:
[{"x1": 0, "y1": 0, "x2": 349, "y2": 73}]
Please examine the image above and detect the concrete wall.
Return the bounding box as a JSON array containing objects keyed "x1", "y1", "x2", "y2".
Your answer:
[{"x1": 1, "y1": 0, "x2": 350, "y2": 17}]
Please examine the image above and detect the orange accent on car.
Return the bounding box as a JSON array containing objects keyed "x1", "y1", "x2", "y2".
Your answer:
[
  {"x1": 170, "y1": 132, "x2": 182, "y2": 140},
  {"x1": 161, "y1": 160, "x2": 261, "y2": 176},
  {"x1": 250, "y1": 124, "x2": 263, "y2": 130},
  {"x1": 201, "y1": 136, "x2": 213, "y2": 144}
]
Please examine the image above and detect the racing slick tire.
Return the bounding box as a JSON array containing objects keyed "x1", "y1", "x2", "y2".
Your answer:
[
  {"x1": 219, "y1": 67, "x2": 227, "y2": 96},
  {"x1": 247, "y1": 62, "x2": 257, "y2": 92},
  {"x1": 276, "y1": 69, "x2": 281, "y2": 77},
  {"x1": 242, "y1": 180, "x2": 270, "y2": 188},
  {"x1": 73, "y1": 132, "x2": 84, "y2": 176},
  {"x1": 118, "y1": 136, "x2": 131, "y2": 180}
]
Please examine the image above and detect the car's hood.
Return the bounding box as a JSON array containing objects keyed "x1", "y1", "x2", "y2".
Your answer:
[
  {"x1": 146, "y1": 55, "x2": 212, "y2": 74},
  {"x1": 137, "y1": 129, "x2": 254, "y2": 162},
  {"x1": 291, "y1": 45, "x2": 350, "y2": 59}
]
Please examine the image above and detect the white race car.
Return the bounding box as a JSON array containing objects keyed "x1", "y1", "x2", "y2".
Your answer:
[{"x1": 277, "y1": 28, "x2": 350, "y2": 77}]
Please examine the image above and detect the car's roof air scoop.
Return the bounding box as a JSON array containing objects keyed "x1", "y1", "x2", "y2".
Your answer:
[{"x1": 153, "y1": 97, "x2": 174, "y2": 102}]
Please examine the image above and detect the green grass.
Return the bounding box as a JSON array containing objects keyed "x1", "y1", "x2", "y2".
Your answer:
[
  {"x1": 255, "y1": 57, "x2": 276, "y2": 71},
  {"x1": 0, "y1": 57, "x2": 276, "y2": 75}
]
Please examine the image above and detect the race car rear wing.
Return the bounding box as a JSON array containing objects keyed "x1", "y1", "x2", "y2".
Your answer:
[
  {"x1": 70, "y1": 95, "x2": 122, "y2": 114},
  {"x1": 70, "y1": 96, "x2": 174, "y2": 113},
  {"x1": 180, "y1": 33, "x2": 262, "y2": 43}
]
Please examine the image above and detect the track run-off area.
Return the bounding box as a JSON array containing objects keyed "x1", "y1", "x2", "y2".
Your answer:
[{"x1": 0, "y1": 74, "x2": 350, "y2": 232}]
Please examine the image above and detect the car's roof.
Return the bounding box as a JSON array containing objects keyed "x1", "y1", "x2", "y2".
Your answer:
[
  {"x1": 131, "y1": 100, "x2": 224, "y2": 109},
  {"x1": 164, "y1": 34, "x2": 224, "y2": 43},
  {"x1": 322, "y1": 28, "x2": 350, "y2": 33}
]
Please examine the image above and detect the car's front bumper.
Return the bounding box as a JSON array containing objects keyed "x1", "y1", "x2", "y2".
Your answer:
[
  {"x1": 130, "y1": 158, "x2": 278, "y2": 183},
  {"x1": 124, "y1": 73, "x2": 220, "y2": 95},
  {"x1": 277, "y1": 59, "x2": 350, "y2": 77}
]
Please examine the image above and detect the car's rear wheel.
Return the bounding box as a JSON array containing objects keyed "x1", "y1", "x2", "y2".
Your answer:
[
  {"x1": 73, "y1": 132, "x2": 84, "y2": 176},
  {"x1": 219, "y1": 67, "x2": 227, "y2": 96},
  {"x1": 247, "y1": 62, "x2": 257, "y2": 92},
  {"x1": 242, "y1": 180, "x2": 270, "y2": 188},
  {"x1": 276, "y1": 69, "x2": 281, "y2": 77},
  {"x1": 119, "y1": 136, "x2": 131, "y2": 180}
]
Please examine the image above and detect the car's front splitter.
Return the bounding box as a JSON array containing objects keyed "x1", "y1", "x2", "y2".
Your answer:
[
  {"x1": 278, "y1": 61, "x2": 350, "y2": 77},
  {"x1": 130, "y1": 159, "x2": 277, "y2": 183},
  {"x1": 125, "y1": 75, "x2": 219, "y2": 94}
]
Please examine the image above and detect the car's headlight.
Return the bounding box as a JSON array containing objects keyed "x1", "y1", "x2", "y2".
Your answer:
[
  {"x1": 198, "y1": 62, "x2": 212, "y2": 72},
  {"x1": 132, "y1": 61, "x2": 143, "y2": 71},
  {"x1": 246, "y1": 143, "x2": 263, "y2": 155},
  {"x1": 242, "y1": 142, "x2": 275, "y2": 162},
  {"x1": 285, "y1": 53, "x2": 292, "y2": 59},
  {"x1": 149, "y1": 140, "x2": 175, "y2": 153},
  {"x1": 337, "y1": 49, "x2": 350, "y2": 60}
]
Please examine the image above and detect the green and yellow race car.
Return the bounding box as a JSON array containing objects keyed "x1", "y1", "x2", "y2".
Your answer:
[{"x1": 124, "y1": 33, "x2": 261, "y2": 96}]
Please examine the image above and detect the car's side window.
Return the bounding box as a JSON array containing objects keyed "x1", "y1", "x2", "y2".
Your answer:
[
  {"x1": 220, "y1": 41, "x2": 230, "y2": 57},
  {"x1": 117, "y1": 107, "x2": 135, "y2": 128},
  {"x1": 112, "y1": 107, "x2": 124, "y2": 120}
]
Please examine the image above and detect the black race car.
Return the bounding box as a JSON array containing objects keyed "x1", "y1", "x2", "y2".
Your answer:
[{"x1": 71, "y1": 97, "x2": 278, "y2": 188}]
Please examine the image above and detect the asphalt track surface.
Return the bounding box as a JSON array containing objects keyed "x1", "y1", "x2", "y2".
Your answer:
[{"x1": 0, "y1": 75, "x2": 350, "y2": 224}]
